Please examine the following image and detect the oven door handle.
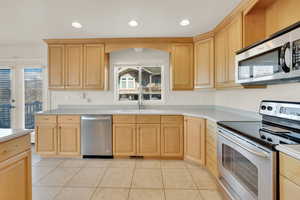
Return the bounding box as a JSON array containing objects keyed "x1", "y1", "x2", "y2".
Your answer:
[{"x1": 219, "y1": 132, "x2": 270, "y2": 159}]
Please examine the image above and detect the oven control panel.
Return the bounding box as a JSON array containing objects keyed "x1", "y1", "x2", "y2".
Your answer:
[{"x1": 260, "y1": 101, "x2": 300, "y2": 121}]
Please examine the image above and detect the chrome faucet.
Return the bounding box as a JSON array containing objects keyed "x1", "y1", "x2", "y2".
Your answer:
[{"x1": 138, "y1": 96, "x2": 144, "y2": 110}]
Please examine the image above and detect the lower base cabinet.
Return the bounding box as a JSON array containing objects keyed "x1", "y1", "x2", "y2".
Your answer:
[
  {"x1": 0, "y1": 135, "x2": 32, "y2": 200},
  {"x1": 279, "y1": 152, "x2": 300, "y2": 200},
  {"x1": 161, "y1": 123, "x2": 183, "y2": 158},
  {"x1": 206, "y1": 120, "x2": 218, "y2": 178},
  {"x1": 113, "y1": 124, "x2": 136, "y2": 156},
  {"x1": 137, "y1": 124, "x2": 161, "y2": 157},
  {"x1": 184, "y1": 116, "x2": 206, "y2": 165},
  {"x1": 35, "y1": 115, "x2": 81, "y2": 157}
]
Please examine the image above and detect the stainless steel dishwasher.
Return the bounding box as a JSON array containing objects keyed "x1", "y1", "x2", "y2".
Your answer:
[{"x1": 81, "y1": 115, "x2": 113, "y2": 158}]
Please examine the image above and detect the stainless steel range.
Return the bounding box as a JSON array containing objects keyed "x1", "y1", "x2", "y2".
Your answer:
[{"x1": 217, "y1": 100, "x2": 300, "y2": 200}]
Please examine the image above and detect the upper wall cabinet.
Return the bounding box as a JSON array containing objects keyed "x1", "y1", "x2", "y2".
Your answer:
[
  {"x1": 48, "y1": 45, "x2": 65, "y2": 89},
  {"x1": 48, "y1": 43, "x2": 107, "y2": 90},
  {"x1": 243, "y1": 0, "x2": 300, "y2": 47},
  {"x1": 171, "y1": 43, "x2": 194, "y2": 90},
  {"x1": 83, "y1": 44, "x2": 106, "y2": 90},
  {"x1": 215, "y1": 13, "x2": 242, "y2": 89},
  {"x1": 65, "y1": 44, "x2": 83, "y2": 89},
  {"x1": 194, "y1": 38, "x2": 214, "y2": 89}
]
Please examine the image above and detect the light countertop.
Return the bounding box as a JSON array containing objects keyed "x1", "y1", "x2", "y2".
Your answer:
[
  {"x1": 276, "y1": 145, "x2": 300, "y2": 160},
  {"x1": 37, "y1": 105, "x2": 261, "y2": 122},
  {"x1": 0, "y1": 129, "x2": 32, "y2": 143}
]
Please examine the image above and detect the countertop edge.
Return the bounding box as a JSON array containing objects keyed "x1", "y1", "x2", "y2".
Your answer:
[
  {"x1": 0, "y1": 130, "x2": 33, "y2": 143},
  {"x1": 276, "y1": 145, "x2": 300, "y2": 160}
]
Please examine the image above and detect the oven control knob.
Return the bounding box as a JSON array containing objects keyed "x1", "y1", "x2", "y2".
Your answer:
[
  {"x1": 261, "y1": 135, "x2": 266, "y2": 140},
  {"x1": 267, "y1": 106, "x2": 273, "y2": 111},
  {"x1": 261, "y1": 105, "x2": 267, "y2": 110},
  {"x1": 267, "y1": 138, "x2": 273, "y2": 142}
]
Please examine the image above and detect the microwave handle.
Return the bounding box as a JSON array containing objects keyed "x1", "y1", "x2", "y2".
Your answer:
[{"x1": 280, "y1": 42, "x2": 291, "y2": 73}]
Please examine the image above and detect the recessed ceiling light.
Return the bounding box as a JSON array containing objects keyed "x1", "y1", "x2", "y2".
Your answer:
[
  {"x1": 180, "y1": 19, "x2": 190, "y2": 26},
  {"x1": 128, "y1": 20, "x2": 139, "y2": 27},
  {"x1": 72, "y1": 21, "x2": 82, "y2": 29}
]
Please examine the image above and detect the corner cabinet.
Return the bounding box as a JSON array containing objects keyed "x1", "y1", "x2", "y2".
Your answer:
[
  {"x1": 194, "y1": 38, "x2": 214, "y2": 89},
  {"x1": 215, "y1": 13, "x2": 242, "y2": 89},
  {"x1": 171, "y1": 43, "x2": 194, "y2": 90},
  {"x1": 47, "y1": 43, "x2": 107, "y2": 90},
  {"x1": 184, "y1": 116, "x2": 206, "y2": 165}
]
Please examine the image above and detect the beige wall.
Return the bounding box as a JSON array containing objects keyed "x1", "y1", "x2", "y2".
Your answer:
[{"x1": 215, "y1": 83, "x2": 300, "y2": 112}]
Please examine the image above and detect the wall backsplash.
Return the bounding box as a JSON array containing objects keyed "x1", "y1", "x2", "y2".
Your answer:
[
  {"x1": 49, "y1": 48, "x2": 215, "y2": 109},
  {"x1": 215, "y1": 83, "x2": 300, "y2": 112}
]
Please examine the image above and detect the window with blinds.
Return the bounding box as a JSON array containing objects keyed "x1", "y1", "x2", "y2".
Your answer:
[{"x1": 0, "y1": 69, "x2": 12, "y2": 128}]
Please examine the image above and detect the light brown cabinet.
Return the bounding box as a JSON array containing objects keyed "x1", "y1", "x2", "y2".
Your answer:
[
  {"x1": 184, "y1": 116, "x2": 206, "y2": 165},
  {"x1": 83, "y1": 44, "x2": 106, "y2": 90},
  {"x1": 171, "y1": 43, "x2": 194, "y2": 90},
  {"x1": 48, "y1": 45, "x2": 65, "y2": 89},
  {"x1": 35, "y1": 115, "x2": 81, "y2": 157},
  {"x1": 57, "y1": 123, "x2": 81, "y2": 156},
  {"x1": 0, "y1": 135, "x2": 31, "y2": 200},
  {"x1": 137, "y1": 124, "x2": 161, "y2": 157},
  {"x1": 205, "y1": 120, "x2": 218, "y2": 178},
  {"x1": 65, "y1": 44, "x2": 83, "y2": 89},
  {"x1": 194, "y1": 38, "x2": 214, "y2": 89},
  {"x1": 113, "y1": 124, "x2": 136, "y2": 156},
  {"x1": 280, "y1": 152, "x2": 300, "y2": 200},
  {"x1": 161, "y1": 116, "x2": 183, "y2": 158},
  {"x1": 48, "y1": 43, "x2": 107, "y2": 90},
  {"x1": 215, "y1": 13, "x2": 242, "y2": 89}
]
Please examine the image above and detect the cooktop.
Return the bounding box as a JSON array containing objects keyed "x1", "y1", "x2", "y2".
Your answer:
[{"x1": 217, "y1": 121, "x2": 300, "y2": 149}]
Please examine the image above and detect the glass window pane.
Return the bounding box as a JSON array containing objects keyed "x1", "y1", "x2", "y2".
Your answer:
[
  {"x1": 117, "y1": 67, "x2": 139, "y2": 101},
  {"x1": 0, "y1": 69, "x2": 11, "y2": 128},
  {"x1": 222, "y1": 144, "x2": 258, "y2": 197},
  {"x1": 24, "y1": 68, "x2": 43, "y2": 129},
  {"x1": 141, "y1": 67, "x2": 161, "y2": 101}
]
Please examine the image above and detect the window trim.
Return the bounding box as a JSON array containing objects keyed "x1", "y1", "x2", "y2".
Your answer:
[{"x1": 114, "y1": 64, "x2": 165, "y2": 104}]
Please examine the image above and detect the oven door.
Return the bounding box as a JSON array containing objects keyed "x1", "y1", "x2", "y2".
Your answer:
[{"x1": 217, "y1": 128, "x2": 276, "y2": 200}]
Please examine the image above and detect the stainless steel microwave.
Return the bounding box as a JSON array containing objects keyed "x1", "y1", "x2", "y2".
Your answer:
[{"x1": 235, "y1": 22, "x2": 300, "y2": 85}]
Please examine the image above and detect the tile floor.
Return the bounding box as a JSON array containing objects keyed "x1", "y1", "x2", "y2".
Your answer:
[{"x1": 32, "y1": 154, "x2": 224, "y2": 200}]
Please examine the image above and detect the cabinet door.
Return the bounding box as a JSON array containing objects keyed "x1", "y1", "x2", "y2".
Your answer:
[
  {"x1": 35, "y1": 123, "x2": 57, "y2": 155},
  {"x1": 280, "y1": 175, "x2": 300, "y2": 200},
  {"x1": 0, "y1": 151, "x2": 32, "y2": 200},
  {"x1": 65, "y1": 44, "x2": 83, "y2": 89},
  {"x1": 171, "y1": 43, "x2": 194, "y2": 90},
  {"x1": 184, "y1": 117, "x2": 206, "y2": 165},
  {"x1": 205, "y1": 120, "x2": 218, "y2": 178},
  {"x1": 57, "y1": 124, "x2": 81, "y2": 156},
  {"x1": 194, "y1": 38, "x2": 214, "y2": 89},
  {"x1": 161, "y1": 123, "x2": 183, "y2": 158},
  {"x1": 48, "y1": 45, "x2": 64, "y2": 89},
  {"x1": 137, "y1": 124, "x2": 161, "y2": 157},
  {"x1": 113, "y1": 124, "x2": 136, "y2": 156},
  {"x1": 227, "y1": 14, "x2": 243, "y2": 85},
  {"x1": 83, "y1": 44, "x2": 106, "y2": 90},
  {"x1": 214, "y1": 29, "x2": 228, "y2": 88}
]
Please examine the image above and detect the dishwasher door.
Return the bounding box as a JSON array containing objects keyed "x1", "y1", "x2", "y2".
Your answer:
[{"x1": 81, "y1": 115, "x2": 112, "y2": 157}]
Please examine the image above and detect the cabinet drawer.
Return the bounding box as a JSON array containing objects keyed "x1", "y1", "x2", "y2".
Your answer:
[
  {"x1": 58, "y1": 115, "x2": 81, "y2": 124},
  {"x1": 113, "y1": 115, "x2": 136, "y2": 124},
  {"x1": 280, "y1": 152, "x2": 300, "y2": 186},
  {"x1": 161, "y1": 115, "x2": 183, "y2": 124},
  {"x1": 0, "y1": 135, "x2": 31, "y2": 162},
  {"x1": 137, "y1": 115, "x2": 161, "y2": 124},
  {"x1": 36, "y1": 115, "x2": 57, "y2": 124}
]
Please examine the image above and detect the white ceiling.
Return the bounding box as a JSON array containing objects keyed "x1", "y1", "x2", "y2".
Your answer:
[{"x1": 0, "y1": 0, "x2": 241, "y2": 45}]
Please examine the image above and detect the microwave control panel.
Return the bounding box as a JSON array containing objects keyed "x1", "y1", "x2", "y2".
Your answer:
[{"x1": 293, "y1": 39, "x2": 300, "y2": 69}]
